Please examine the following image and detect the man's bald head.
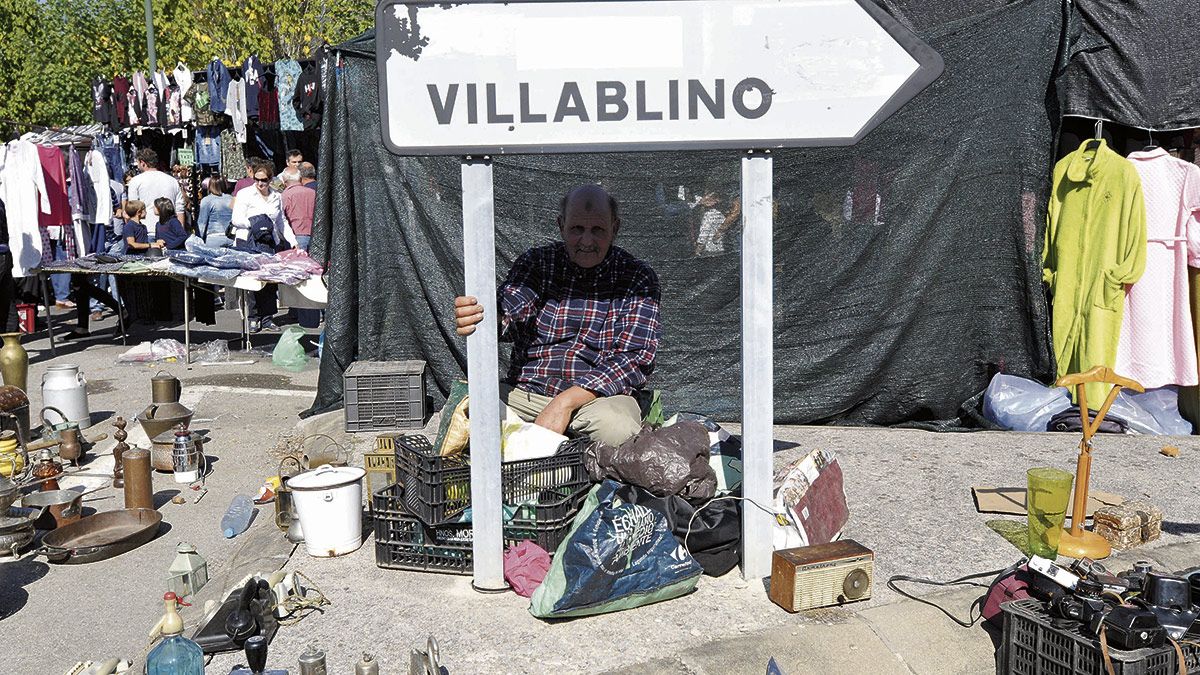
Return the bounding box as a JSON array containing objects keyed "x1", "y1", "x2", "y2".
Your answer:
[
  {"x1": 557, "y1": 184, "x2": 621, "y2": 269},
  {"x1": 558, "y1": 184, "x2": 619, "y2": 223}
]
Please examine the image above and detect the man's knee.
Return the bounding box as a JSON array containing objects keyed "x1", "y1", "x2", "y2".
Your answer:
[{"x1": 572, "y1": 395, "x2": 643, "y2": 447}]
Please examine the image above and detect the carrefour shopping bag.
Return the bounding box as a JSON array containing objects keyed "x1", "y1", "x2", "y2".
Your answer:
[{"x1": 529, "y1": 480, "x2": 703, "y2": 619}]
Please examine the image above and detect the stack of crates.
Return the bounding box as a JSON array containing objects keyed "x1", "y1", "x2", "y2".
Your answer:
[
  {"x1": 373, "y1": 433, "x2": 593, "y2": 574},
  {"x1": 343, "y1": 360, "x2": 427, "y2": 433}
]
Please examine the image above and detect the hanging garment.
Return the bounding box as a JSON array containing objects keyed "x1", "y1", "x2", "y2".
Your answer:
[
  {"x1": 36, "y1": 145, "x2": 71, "y2": 228},
  {"x1": 132, "y1": 71, "x2": 149, "y2": 100},
  {"x1": 275, "y1": 59, "x2": 303, "y2": 131},
  {"x1": 95, "y1": 133, "x2": 125, "y2": 184},
  {"x1": 144, "y1": 84, "x2": 161, "y2": 126},
  {"x1": 257, "y1": 80, "x2": 280, "y2": 130},
  {"x1": 243, "y1": 55, "x2": 263, "y2": 118},
  {"x1": 153, "y1": 69, "x2": 170, "y2": 123},
  {"x1": 174, "y1": 62, "x2": 194, "y2": 123},
  {"x1": 1044, "y1": 138, "x2": 1147, "y2": 405},
  {"x1": 166, "y1": 84, "x2": 182, "y2": 127},
  {"x1": 0, "y1": 140, "x2": 50, "y2": 276},
  {"x1": 91, "y1": 77, "x2": 114, "y2": 128},
  {"x1": 1115, "y1": 148, "x2": 1200, "y2": 388},
  {"x1": 220, "y1": 129, "x2": 246, "y2": 180},
  {"x1": 111, "y1": 75, "x2": 130, "y2": 129},
  {"x1": 85, "y1": 149, "x2": 112, "y2": 225},
  {"x1": 195, "y1": 126, "x2": 221, "y2": 166},
  {"x1": 67, "y1": 146, "x2": 96, "y2": 224},
  {"x1": 226, "y1": 78, "x2": 248, "y2": 143},
  {"x1": 126, "y1": 87, "x2": 144, "y2": 126},
  {"x1": 294, "y1": 62, "x2": 322, "y2": 130},
  {"x1": 207, "y1": 58, "x2": 231, "y2": 114}
]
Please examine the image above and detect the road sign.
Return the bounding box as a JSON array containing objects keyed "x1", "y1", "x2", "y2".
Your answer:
[{"x1": 377, "y1": 0, "x2": 943, "y2": 155}]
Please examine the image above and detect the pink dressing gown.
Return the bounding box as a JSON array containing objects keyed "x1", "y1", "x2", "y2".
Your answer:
[{"x1": 1116, "y1": 148, "x2": 1200, "y2": 388}]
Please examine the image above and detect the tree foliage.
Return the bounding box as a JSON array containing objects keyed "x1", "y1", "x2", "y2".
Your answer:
[{"x1": 0, "y1": 0, "x2": 373, "y2": 127}]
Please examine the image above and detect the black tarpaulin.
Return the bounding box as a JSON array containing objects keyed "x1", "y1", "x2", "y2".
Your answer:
[
  {"x1": 1058, "y1": 0, "x2": 1200, "y2": 130},
  {"x1": 306, "y1": 0, "x2": 1070, "y2": 427}
]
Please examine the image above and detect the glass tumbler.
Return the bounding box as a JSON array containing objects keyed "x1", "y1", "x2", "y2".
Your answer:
[{"x1": 1026, "y1": 467, "x2": 1074, "y2": 558}]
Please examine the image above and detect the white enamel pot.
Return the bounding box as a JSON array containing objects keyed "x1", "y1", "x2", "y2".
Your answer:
[{"x1": 288, "y1": 464, "x2": 366, "y2": 557}]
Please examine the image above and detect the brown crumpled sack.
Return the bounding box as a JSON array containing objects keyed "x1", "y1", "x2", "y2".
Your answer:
[{"x1": 583, "y1": 421, "x2": 717, "y2": 499}]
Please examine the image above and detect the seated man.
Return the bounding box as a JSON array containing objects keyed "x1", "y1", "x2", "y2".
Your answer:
[{"x1": 454, "y1": 184, "x2": 660, "y2": 447}]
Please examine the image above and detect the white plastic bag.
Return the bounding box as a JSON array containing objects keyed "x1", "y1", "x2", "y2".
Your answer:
[
  {"x1": 982, "y1": 373, "x2": 1072, "y2": 431},
  {"x1": 1110, "y1": 387, "x2": 1192, "y2": 436}
]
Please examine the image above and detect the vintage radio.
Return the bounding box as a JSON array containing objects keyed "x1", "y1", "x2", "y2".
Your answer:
[{"x1": 768, "y1": 539, "x2": 874, "y2": 612}]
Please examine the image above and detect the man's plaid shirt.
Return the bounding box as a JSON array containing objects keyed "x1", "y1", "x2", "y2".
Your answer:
[{"x1": 499, "y1": 242, "x2": 661, "y2": 398}]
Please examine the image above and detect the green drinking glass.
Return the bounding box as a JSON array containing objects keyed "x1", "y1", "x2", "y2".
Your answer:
[{"x1": 1026, "y1": 467, "x2": 1074, "y2": 558}]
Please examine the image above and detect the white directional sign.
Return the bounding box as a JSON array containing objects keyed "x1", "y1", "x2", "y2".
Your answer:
[{"x1": 377, "y1": 0, "x2": 942, "y2": 155}]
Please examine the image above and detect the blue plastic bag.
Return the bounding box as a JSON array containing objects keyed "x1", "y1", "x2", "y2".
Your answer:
[
  {"x1": 982, "y1": 373, "x2": 1071, "y2": 432},
  {"x1": 529, "y1": 480, "x2": 702, "y2": 619}
]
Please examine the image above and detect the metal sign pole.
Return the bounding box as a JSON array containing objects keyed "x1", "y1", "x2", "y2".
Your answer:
[
  {"x1": 741, "y1": 149, "x2": 774, "y2": 580},
  {"x1": 461, "y1": 157, "x2": 506, "y2": 591}
]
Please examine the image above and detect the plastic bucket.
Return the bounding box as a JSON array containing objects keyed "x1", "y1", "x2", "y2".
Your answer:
[{"x1": 288, "y1": 464, "x2": 366, "y2": 557}]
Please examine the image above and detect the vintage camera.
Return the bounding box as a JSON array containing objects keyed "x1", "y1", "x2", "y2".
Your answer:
[
  {"x1": 1118, "y1": 561, "x2": 1155, "y2": 594},
  {"x1": 1102, "y1": 606, "x2": 1167, "y2": 650},
  {"x1": 1070, "y1": 558, "x2": 1131, "y2": 595},
  {"x1": 1050, "y1": 580, "x2": 1109, "y2": 633}
]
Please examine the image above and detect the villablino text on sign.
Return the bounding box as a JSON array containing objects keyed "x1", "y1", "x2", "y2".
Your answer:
[{"x1": 425, "y1": 78, "x2": 775, "y2": 125}]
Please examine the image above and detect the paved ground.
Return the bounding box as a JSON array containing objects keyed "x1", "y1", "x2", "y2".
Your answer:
[{"x1": 2, "y1": 306, "x2": 1199, "y2": 674}]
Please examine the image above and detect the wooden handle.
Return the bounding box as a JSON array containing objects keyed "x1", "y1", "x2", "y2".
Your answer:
[{"x1": 1055, "y1": 366, "x2": 1144, "y2": 393}]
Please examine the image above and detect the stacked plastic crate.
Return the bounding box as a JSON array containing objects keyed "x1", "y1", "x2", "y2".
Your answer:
[{"x1": 373, "y1": 434, "x2": 593, "y2": 574}]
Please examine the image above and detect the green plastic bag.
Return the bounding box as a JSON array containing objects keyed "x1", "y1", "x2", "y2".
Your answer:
[{"x1": 272, "y1": 326, "x2": 309, "y2": 372}]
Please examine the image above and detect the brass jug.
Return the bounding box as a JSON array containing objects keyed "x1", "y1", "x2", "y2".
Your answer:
[{"x1": 150, "y1": 371, "x2": 182, "y2": 404}]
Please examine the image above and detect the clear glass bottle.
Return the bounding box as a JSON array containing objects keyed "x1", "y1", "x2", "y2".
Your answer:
[{"x1": 146, "y1": 592, "x2": 204, "y2": 674}]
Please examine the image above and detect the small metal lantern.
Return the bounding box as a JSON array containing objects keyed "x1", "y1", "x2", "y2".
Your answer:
[{"x1": 167, "y1": 542, "x2": 208, "y2": 598}]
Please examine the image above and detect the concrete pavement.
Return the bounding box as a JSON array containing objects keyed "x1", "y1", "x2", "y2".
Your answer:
[{"x1": 1, "y1": 306, "x2": 1199, "y2": 674}]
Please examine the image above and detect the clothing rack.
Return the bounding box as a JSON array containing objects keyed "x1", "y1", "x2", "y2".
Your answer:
[{"x1": 2, "y1": 118, "x2": 96, "y2": 143}]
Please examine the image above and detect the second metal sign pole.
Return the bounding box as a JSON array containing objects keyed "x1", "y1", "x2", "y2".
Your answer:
[
  {"x1": 461, "y1": 156, "x2": 506, "y2": 591},
  {"x1": 741, "y1": 149, "x2": 774, "y2": 581}
]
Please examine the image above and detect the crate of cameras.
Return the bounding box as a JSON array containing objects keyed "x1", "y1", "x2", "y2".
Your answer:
[
  {"x1": 393, "y1": 433, "x2": 591, "y2": 526},
  {"x1": 999, "y1": 598, "x2": 1200, "y2": 675}
]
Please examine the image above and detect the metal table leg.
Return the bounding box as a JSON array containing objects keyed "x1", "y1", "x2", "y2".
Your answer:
[
  {"x1": 183, "y1": 277, "x2": 192, "y2": 365},
  {"x1": 40, "y1": 272, "x2": 57, "y2": 356},
  {"x1": 240, "y1": 288, "x2": 250, "y2": 351}
]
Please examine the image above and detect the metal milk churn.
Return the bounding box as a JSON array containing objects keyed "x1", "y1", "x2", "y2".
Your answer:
[
  {"x1": 172, "y1": 428, "x2": 201, "y2": 484},
  {"x1": 41, "y1": 364, "x2": 89, "y2": 426}
]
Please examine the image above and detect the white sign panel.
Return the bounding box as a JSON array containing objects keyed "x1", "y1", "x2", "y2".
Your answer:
[{"x1": 376, "y1": 0, "x2": 942, "y2": 155}]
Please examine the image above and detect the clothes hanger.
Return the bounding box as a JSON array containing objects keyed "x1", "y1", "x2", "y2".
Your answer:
[
  {"x1": 1082, "y1": 118, "x2": 1103, "y2": 151},
  {"x1": 1142, "y1": 129, "x2": 1158, "y2": 153}
]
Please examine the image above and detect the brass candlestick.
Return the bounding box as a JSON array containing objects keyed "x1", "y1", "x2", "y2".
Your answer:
[{"x1": 112, "y1": 416, "x2": 128, "y2": 488}]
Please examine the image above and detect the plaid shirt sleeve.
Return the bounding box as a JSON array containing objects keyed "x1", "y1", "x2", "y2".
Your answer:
[
  {"x1": 497, "y1": 248, "x2": 544, "y2": 341},
  {"x1": 572, "y1": 265, "x2": 661, "y2": 396}
]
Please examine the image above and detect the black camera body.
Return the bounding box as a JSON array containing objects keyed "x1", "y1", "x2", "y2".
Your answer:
[{"x1": 1103, "y1": 606, "x2": 1167, "y2": 650}]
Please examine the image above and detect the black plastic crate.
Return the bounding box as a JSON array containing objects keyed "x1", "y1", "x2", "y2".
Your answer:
[
  {"x1": 343, "y1": 360, "x2": 426, "y2": 433},
  {"x1": 372, "y1": 483, "x2": 588, "y2": 574},
  {"x1": 394, "y1": 434, "x2": 590, "y2": 525},
  {"x1": 999, "y1": 598, "x2": 1200, "y2": 675}
]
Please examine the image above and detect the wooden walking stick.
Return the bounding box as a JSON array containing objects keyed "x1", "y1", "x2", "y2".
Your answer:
[{"x1": 1054, "y1": 366, "x2": 1143, "y2": 560}]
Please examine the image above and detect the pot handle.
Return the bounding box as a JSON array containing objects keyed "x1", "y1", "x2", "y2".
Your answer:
[
  {"x1": 313, "y1": 464, "x2": 337, "y2": 475},
  {"x1": 41, "y1": 545, "x2": 71, "y2": 563},
  {"x1": 40, "y1": 406, "x2": 67, "y2": 428}
]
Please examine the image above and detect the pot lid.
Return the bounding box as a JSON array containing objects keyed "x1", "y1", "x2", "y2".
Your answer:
[{"x1": 288, "y1": 464, "x2": 366, "y2": 491}]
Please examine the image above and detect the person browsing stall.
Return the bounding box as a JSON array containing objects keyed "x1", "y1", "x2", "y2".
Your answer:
[
  {"x1": 230, "y1": 160, "x2": 297, "y2": 250},
  {"x1": 122, "y1": 200, "x2": 164, "y2": 254},
  {"x1": 126, "y1": 149, "x2": 183, "y2": 237},
  {"x1": 231, "y1": 160, "x2": 296, "y2": 333},
  {"x1": 197, "y1": 177, "x2": 234, "y2": 248},
  {"x1": 153, "y1": 198, "x2": 189, "y2": 251},
  {"x1": 453, "y1": 184, "x2": 660, "y2": 447},
  {"x1": 280, "y1": 168, "x2": 314, "y2": 251}
]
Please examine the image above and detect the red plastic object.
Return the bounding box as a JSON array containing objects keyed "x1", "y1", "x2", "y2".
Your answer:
[{"x1": 16, "y1": 304, "x2": 34, "y2": 334}]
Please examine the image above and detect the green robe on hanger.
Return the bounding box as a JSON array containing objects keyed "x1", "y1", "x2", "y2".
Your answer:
[{"x1": 1043, "y1": 139, "x2": 1147, "y2": 406}]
